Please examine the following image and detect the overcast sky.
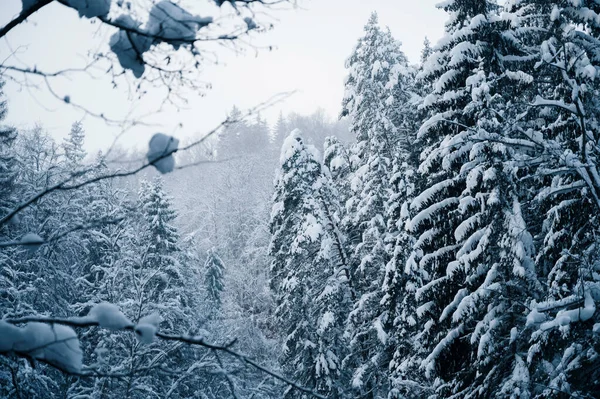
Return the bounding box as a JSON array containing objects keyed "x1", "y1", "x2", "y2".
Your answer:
[{"x1": 0, "y1": 0, "x2": 447, "y2": 153}]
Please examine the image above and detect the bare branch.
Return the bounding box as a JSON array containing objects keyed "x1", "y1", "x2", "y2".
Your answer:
[
  {"x1": 0, "y1": 216, "x2": 125, "y2": 249},
  {"x1": 0, "y1": 0, "x2": 54, "y2": 40}
]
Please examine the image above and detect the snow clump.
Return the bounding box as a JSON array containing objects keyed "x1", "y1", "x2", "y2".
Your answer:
[
  {"x1": 88, "y1": 302, "x2": 132, "y2": 330},
  {"x1": 147, "y1": 133, "x2": 179, "y2": 174}
]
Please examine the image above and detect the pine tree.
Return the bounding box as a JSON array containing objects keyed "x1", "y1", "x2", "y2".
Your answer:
[
  {"x1": 406, "y1": 1, "x2": 543, "y2": 396},
  {"x1": 62, "y1": 121, "x2": 86, "y2": 168},
  {"x1": 269, "y1": 130, "x2": 350, "y2": 398},
  {"x1": 502, "y1": 1, "x2": 600, "y2": 396},
  {"x1": 339, "y1": 12, "x2": 412, "y2": 397},
  {"x1": 204, "y1": 247, "x2": 225, "y2": 309}
]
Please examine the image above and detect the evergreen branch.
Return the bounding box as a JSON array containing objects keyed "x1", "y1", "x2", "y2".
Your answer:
[{"x1": 532, "y1": 382, "x2": 592, "y2": 399}]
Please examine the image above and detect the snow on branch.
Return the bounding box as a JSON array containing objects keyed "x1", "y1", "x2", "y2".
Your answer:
[
  {"x1": 526, "y1": 290, "x2": 597, "y2": 332},
  {"x1": 2, "y1": 305, "x2": 326, "y2": 399},
  {"x1": 0, "y1": 216, "x2": 125, "y2": 250},
  {"x1": 1, "y1": 0, "x2": 293, "y2": 120},
  {"x1": 531, "y1": 95, "x2": 578, "y2": 114}
]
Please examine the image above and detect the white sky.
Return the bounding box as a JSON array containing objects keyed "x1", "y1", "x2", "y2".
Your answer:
[{"x1": 0, "y1": 0, "x2": 446, "y2": 153}]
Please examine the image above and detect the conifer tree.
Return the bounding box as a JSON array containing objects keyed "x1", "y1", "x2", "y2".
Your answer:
[
  {"x1": 272, "y1": 111, "x2": 289, "y2": 153},
  {"x1": 269, "y1": 130, "x2": 350, "y2": 398},
  {"x1": 503, "y1": 1, "x2": 600, "y2": 396},
  {"x1": 204, "y1": 247, "x2": 225, "y2": 309},
  {"x1": 83, "y1": 177, "x2": 206, "y2": 397},
  {"x1": 406, "y1": 1, "x2": 543, "y2": 396},
  {"x1": 339, "y1": 12, "x2": 413, "y2": 397},
  {"x1": 62, "y1": 121, "x2": 86, "y2": 168},
  {"x1": 421, "y1": 37, "x2": 432, "y2": 64},
  {"x1": 323, "y1": 136, "x2": 352, "y2": 214}
]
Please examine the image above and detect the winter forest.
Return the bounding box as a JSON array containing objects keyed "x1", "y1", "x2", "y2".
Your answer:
[{"x1": 1, "y1": 0, "x2": 600, "y2": 398}]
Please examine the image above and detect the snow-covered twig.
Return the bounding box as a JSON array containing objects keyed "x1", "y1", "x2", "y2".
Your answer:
[{"x1": 3, "y1": 314, "x2": 326, "y2": 399}]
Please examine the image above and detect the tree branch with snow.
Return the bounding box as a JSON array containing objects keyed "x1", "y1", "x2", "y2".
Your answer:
[{"x1": 1, "y1": 301, "x2": 326, "y2": 399}]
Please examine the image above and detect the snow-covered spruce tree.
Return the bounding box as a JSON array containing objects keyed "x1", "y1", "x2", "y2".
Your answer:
[
  {"x1": 385, "y1": 33, "x2": 456, "y2": 399},
  {"x1": 204, "y1": 247, "x2": 225, "y2": 310},
  {"x1": 383, "y1": 84, "x2": 421, "y2": 399},
  {"x1": 498, "y1": 1, "x2": 600, "y2": 396},
  {"x1": 383, "y1": 153, "x2": 421, "y2": 399},
  {"x1": 62, "y1": 121, "x2": 86, "y2": 168},
  {"x1": 269, "y1": 130, "x2": 350, "y2": 398},
  {"x1": 137, "y1": 177, "x2": 192, "y2": 330},
  {"x1": 81, "y1": 177, "x2": 204, "y2": 398},
  {"x1": 339, "y1": 12, "x2": 412, "y2": 397},
  {"x1": 421, "y1": 37, "x2": 433, "y2": 66},
  {"x1": 406, "y1": 1, "x2": 543, "y2": 397}
]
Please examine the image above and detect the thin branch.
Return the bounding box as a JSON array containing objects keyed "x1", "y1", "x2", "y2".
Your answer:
[
  {"x1": 0, "y1": 64, "x2": 97, "y2": 78},
  {"x1": 0, "y1": 216, "x2": 125, "y2": 249},
  {"x1": 3, "y1": 315, "x2": 325, "y2": 399}
]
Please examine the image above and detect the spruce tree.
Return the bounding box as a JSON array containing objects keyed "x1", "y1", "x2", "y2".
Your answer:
[
  {"x1": 407, "y1": 1, "x2": 542, "y2": 396},
  {"x1": 504, "y1": 1, "x2": 600, "y2": 396},
  {"x1": 339, "y1": 12, "x2": 412, "y2": 397},
  {"x1": 83, "y1": 177, "x2": 204, "y2": 398},
  {"x1": 204, "y1": 247, "x2": 225, "y2": 309},
  {"x1": 62, "y1": 121, "x2": 86, "y2": 168},
  {"x1": 269, "y1": 130, "x2": 350, "y2": 398},
  {"x1": 272, "y1": 111, "x2": 289, "y2": 156}
]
